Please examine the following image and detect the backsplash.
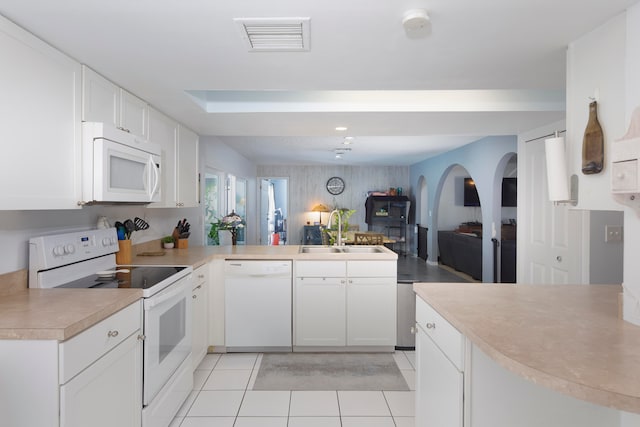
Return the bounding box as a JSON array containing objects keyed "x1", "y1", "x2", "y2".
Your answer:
[{"x1": 0, "y1": 205, "x2": 202, "y2": 275}]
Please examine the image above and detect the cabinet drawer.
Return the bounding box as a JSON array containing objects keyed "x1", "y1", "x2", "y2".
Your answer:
[
  {"x1": 194, "y1": 264, "x2": 208, "y2": 289},
  {"x1": 416, "y1": 296, "x2": 464, "y2": 371},
  {"x1": 348, "y1": 260, "x2": 396, "y2": 277},
  {"x1": 59, "y1": 301, "x2": 142, "y2": 383},
  {"x1": 296, "y1": 260, "x2": 346, "y2": 277}
]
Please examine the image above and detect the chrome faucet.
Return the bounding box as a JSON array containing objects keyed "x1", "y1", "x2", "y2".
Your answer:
[{"x1": 327, "y1": 209, "x2": 343, "y2": 246}]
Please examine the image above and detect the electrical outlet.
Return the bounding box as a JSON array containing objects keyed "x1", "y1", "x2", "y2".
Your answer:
[{"x1": 605, "y1": 225, "x2": 623, "y2": 242}]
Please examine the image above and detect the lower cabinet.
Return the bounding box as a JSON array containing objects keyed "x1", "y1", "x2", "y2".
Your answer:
[
  {"x1": 415, "y1": 295, "x2": 623, "y2": 427},
  {"x1": 0, "y1": 301, "x2": 142, "y2": 427},
  {"x1": 294, "y1": 260, "x2": 396, "y2": 349},
  {"x1": 192, "y1": 264, "x2": 209, "y2": 370},
  {"x1": 295, "y1": 276, "x2": 346, "y2": 346},
  {"x1": 415, "y1": 297, "x2": 464, "y2": 427}
]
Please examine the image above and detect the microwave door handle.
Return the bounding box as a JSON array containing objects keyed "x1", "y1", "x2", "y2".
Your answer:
[{"x1": 148, "y1": 156, "x2": 159, "y2": 199}]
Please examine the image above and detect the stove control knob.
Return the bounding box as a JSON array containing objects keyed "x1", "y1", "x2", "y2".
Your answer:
[
  {"x1": 102, "y1": 237, "x2": 110, "y2": 246},
  {"x1": 64, "y1": 244, "x2": 75, "y2": 254},
  {"x1": 53, "y1": 245, "x2": 65, "y2": 256},
  {"x1": 111, "y1": 237, "x2": 118, "y2": 245}
]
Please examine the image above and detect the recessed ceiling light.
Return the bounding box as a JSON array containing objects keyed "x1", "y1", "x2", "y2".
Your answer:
[
  {"x1": 335, "y1": 126, "x2": 348, "y2": 131},
  {"x1": 343, "y1": 137, "x2": 354, "y2": 145}
]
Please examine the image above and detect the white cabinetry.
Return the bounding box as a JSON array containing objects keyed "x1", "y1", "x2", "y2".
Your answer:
[
  {"x1": 0, "y1": 301, "x2": 143, "y2": 427},
  {"x1": 415, "y1": 296, "x2": 465, "y2": 427},
  {"x1": 347, "y1": 261, "x2": 396, "y2": 346},
  {"x1": 415, "y1": 295, "x2": 619, "y2": 427},
  {"x1": 82, "y1": 65, "x2": 148, "y2": 141},
  {"x1": 0, "y1": 15, "x2": 82, "y2": 210},
  {"x1": 295, "y1": 261, "x2": 347, "y2": 347},
  {"x1": 192, "y1": 264, "x2": 209, "y2": 370},
  {"x1": 148, "y1": 108, "x2": 199, "y2": 208},
  {"x1": 294, "y1": 260, "x2": 396, "y2": 349}
]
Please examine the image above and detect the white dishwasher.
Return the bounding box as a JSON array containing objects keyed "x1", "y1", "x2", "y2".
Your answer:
[{"x1": 225, "y1": 260, "x2": 292, "y2": 352}]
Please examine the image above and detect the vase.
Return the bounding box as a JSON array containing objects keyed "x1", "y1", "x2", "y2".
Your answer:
[{"x1": 218, "y1": 229, "x2": 233, "y2": 246}]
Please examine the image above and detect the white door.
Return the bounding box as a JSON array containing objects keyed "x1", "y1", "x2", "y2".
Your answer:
[
  {"x1": 346, "y1": 277, "x2": 396, "y2": 346},
  {"x1": 520, "y1": 132, "x2": 583, "y2": 284},
  {"x1": 60, "y1": 332, "x2": 142, "y2": 427},
  {"x1": 415, "y1": 326, "x2": 463, "y2": 427},
  {"x1": 295, "y1": 277, "x2": 346, "y2": 346}
]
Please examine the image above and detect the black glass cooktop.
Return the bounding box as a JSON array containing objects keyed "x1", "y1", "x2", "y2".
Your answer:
[{"x1": 57, "y1": 266, "x2": 187, "y2": 290}]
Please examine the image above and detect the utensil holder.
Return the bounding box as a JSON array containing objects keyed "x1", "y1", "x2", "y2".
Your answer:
[
  {"x1": 177, "y1": 239, "x2": 188, "y2": 249},
  {"x1": 115, "y1": 240, "x2": 132, "y2": 264}
]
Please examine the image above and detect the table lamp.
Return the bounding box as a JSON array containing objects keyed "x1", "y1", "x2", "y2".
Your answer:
[{"x1": 311, "y1": 203, "x2": 330, "y2": 224}]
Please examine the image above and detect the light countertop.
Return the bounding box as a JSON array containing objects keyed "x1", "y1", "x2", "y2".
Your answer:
[
  {"x1": 0, "y1": 288, "x2": 141, "y2": 340},
  {"x1": 413, "y1": 282, "x2": 640, "y2": 414},
  {"x1": 0, "y1": 244, "x2": 396, "y2": 341}
]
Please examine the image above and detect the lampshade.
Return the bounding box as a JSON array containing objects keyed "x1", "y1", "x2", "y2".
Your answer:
[
  {"x1": 311, "y1": 204, "x2": 330, "y2": 212},
  {"x1": 545, "y1": 136, "x2": 570, "y2": 202},
  {"x1": 311, "y1": 203, "x2": 330, "y2": 225}
]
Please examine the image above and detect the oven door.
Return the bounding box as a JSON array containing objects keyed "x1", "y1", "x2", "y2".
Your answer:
[
  {"x1": 142, "y1": 273, "x2": 192, "y2": 405},
  {"x1": 92, "y1": 138, "x2": 161, "y2": 203}
]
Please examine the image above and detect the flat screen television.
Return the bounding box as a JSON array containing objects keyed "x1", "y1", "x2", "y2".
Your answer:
[
  {"x1": 463, "y1": 178, "x2": 480, "y2": 206},
  {"x1": 502, "y1": 177, "x2": 517, "y2": 207}
]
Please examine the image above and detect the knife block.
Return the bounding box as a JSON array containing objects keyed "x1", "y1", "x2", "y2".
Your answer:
[
  {"x1": 177, "y1": 239, "x2": 188, "y2": 249},
  {"x1": 115, "y1": 240, "x2": 132, "y2": 264}
]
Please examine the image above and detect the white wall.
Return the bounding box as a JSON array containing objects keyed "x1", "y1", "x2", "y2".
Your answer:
[
  {"x1": 200, "y1": 136, "x2": 258, "y2": 244},
  {"x1": 257, "y1": 164, "x2": 410, "y2": 247}
]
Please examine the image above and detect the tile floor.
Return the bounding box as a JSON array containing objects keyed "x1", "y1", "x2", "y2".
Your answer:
[{"x1": 170, "y1": 351, "x2": 416, "y2": 427}]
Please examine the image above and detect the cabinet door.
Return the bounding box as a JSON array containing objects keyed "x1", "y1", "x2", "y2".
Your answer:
[
  {"x1": 415, "y1": 326, "x2": 463, "y2": 427},
  {"x1": 81, "y1": 65, "x2": 118, "y2": 126},
  {"x1": 347, "y1": 277, "x2": 396, "y2": 346},
  {"x1": 119, "y1": 89, "x2": 148, "y2": 141},
  {"x1": 60, "y1": 331, "x2": 142, "y2": 427},
  {"x1": 148, "y1": 107, "x2": 178, "y2": 207},
  {"x1": 295, "y1": 277, "x2": 346, "y2": 346},
  {"x1": 0, "y1": 17, "x2": 82, "y2": 210},
  {"x1": 177, "y1": 126, "x2": 200, "y2": 207},
  {"x1": 192, "y1": 265, "x2": 209, "y2": 371}
]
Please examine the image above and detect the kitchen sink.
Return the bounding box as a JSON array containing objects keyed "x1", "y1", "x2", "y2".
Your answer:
[
  {"x1": 299, "y1": 246, "x2": 343, "y2": 253},
  {"x1": 299, "y1": 245, "x2": 386, "y2": 254},
  {"x1": 341, "y1": 246, "x2": 385, "y2": 253}
]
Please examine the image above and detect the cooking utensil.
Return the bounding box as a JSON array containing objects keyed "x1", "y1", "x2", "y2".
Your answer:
[
  {"x1": 114, "y1": 221, "x2": 126, "y2": 240},
  {"x1": 134, "y1": 217, "x2": 150, "y2": 231},
  {"x1": 123, "y1": 219, "x2": 135, "y2": 239}
]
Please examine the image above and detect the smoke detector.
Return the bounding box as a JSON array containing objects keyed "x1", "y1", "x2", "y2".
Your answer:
[{"x1": 402, "y1": 9, "x2": 430, "y2": 36}]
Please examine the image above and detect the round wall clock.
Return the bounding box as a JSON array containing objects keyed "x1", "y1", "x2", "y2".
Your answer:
[{"x1": 326, "y1": 176, "x2": 345, "y2": 195}]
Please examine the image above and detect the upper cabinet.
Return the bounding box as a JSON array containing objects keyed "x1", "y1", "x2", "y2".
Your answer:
[
  {"x1": 82, "y1": 66, "x2": 148, "y2": 142},
  {"x1": 0, "y1": 15, "x2": 82, "y2": 210},
  {"x1": 148, "y1": 108, "x2": 199, "y2": 208}
]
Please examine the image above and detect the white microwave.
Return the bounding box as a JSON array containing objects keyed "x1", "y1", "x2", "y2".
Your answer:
[{"x1": 81, "y1": 122, "x2": 161, "y2": 204}]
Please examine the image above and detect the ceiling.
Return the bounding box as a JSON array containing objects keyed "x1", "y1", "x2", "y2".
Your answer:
[{"x1": 0, "y1": 0, "x2": 637, "y2": 165}]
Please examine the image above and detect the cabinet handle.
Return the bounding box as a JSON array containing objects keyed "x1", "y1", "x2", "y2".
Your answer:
[
  {"x1": 192, "y1": 294, "x2": 197, "y2": 299},
  {"x1": 198, "y1": 274, "x2": 205, "y2": 279},
  {"x1": 107, "y1": 330, "x2": 119, "y2": 338},
  {"x1": 137, "y1": 334, "x2": 146, "y2": 341},
  {"x1": 425, "y1": 322, "x2": 436, "y2": 329}
]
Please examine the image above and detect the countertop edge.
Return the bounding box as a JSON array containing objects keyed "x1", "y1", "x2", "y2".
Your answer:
[{"x1": 414, "y1": 283, "x2": 640, "y2": 415}]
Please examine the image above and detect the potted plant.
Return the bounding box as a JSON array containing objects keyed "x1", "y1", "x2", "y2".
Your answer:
[
  {"x1": 161, "y1": 235, "x2": 175, "y2": 249},
  {"x1": 208, "y1": 211, "x2": 245, "y2": 245}
]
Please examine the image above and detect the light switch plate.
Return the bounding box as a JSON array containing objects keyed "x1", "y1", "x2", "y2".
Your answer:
[{"x1": 605, "y1": 225, "x2": 623, "y2": 242}]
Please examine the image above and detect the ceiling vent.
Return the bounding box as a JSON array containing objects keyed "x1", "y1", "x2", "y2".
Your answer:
[{"x1": 235, "y1": 17, "x2": 310, "y2": 52}]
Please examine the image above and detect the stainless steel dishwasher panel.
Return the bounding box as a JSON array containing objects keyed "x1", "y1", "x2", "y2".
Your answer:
[
  {"x1": 224, "y1": 260, "x2": 293, "y2": 352},
  {"x1": 396, "y1": 281, "x2": 416, "y2": 349}
]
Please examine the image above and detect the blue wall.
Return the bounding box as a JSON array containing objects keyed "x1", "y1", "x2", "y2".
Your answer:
[{"x1": 410, "y1": 136, "x2": 517, "y2": 282}]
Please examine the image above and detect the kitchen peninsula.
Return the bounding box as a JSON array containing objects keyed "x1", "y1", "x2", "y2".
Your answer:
[{"x1": 414, "y1": 282, "x2": 640, "y2": 425}]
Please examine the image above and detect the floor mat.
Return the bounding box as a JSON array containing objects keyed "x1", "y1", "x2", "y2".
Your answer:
[{"x1": 252, "y1": 353, "x2": 409, "y2": 391}]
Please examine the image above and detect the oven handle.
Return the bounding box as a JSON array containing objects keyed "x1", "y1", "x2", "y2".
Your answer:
[{"x1": 144, "y1": 280, "x2": 189, "y2": 309}]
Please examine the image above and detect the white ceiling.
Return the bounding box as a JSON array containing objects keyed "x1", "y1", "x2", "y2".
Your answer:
[{"x1": 0, "y1": 0, "x2": 637, "y2": 165}]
